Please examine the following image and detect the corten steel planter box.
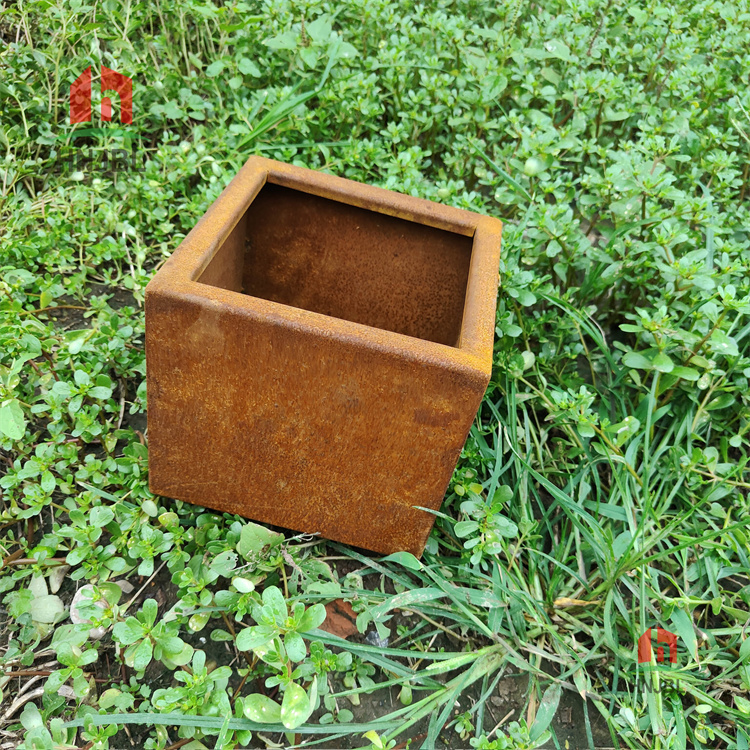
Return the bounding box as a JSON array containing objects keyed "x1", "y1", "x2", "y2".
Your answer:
[{"x1": 145, "y1": 156, "x2": 502, "y2": 556}]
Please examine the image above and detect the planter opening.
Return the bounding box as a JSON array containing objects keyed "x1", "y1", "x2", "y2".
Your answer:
[{"x1": 197, "y1": 182, "x2": 473, "y2": 347}]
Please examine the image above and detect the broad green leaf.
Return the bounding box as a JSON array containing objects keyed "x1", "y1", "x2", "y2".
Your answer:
[
  {"x1": 454, "y1": 520, "x2": 479, "y2": 537},
  {"x1": 30, "y1": 574, "x2": 48, "y2": 598},
  {"x1": 530, "y1": 683, "x2": 561, "y2": 741},
  {"x1": 238, "y1": 58, "x2": 261, "y2": 77},
  {"x1": 206, "y1": 60, "x2": 225, "y2": 77},
  {"x1": 297, "y1": 603, "x2": 326, "y2": 633},
  {"x1": 264, "y1": 31, "x2": 299, "y2": 50},
  {"x1": 130, "y1": 636, "x2": 153, "y2": 671},
  {"x1": 30, "y1": 594, "x2": 64, "y2": 624},
  {"x1": 157, "y1": 635, "x2": 187, "y2": 656},
  {"x1": 20, "y1": 703, "x2": 44, "y2": 731},
  {"x1": 90, "y1": 505, "x2": 114, "y2": 527},
  {"x1": 192, "y1": 649, "x2": 206, "y2": 673},
  {"x1": 380, "y1": 551, "x2": 423, "y2": 570},
  {"x1": 243, "y1": 694, "x2": 282, "y2": 723},
  {"x1": 41, "y1": 470, "x2": 56, "y2": 493},
  {"x1": 494, "y1": 514, "x2": 519, "y2": 538},
  {"x1": 708, "y1": 330, "x2": 739, "y2": 357},
  {"x1": 163, "y1": 101, "x2": 184, "y2": 119},
  {"x1": 651, "y1": 352, "x2": 674, "y2": 373},
  {"x1": 543, "y1": 39, "x2": 573, "y2": 60},
  {"x1": 603, "y1": 106, "x2": 630, "y2": 122},
  {"x1": 608, "y1": 416, "x2": 641, "y2": 446},
  {"x1": 237, "y1": 522, "x2": 283, "y2": 558},
  {"x1": 211, "y1": 665, "x2": 232, "y2": 682},
  {"x1": 306, "y1": 16, "x2": 332, "y2": 42},
  {"x1": 166, "y1": 642, "x2": 194, "y2": 667},
  {"x1": 141, "y1": 599, "x2": 158, "y2": 628},
  {"x1": 236, "y1": 625, "x2": 276, "y2": 652},
  {"x1": 210, "y1": 629, "x2": 234, "y2": 642},
  {"x1": 482, "y1": 74, "x2": 507, "y2": 102},
  {"x1": 706, "y1": 392, "x2": 734, "y2": 410},
  {"x1": 88, "y1": 385, "x2": 113, "y2": 399},
  {"x1": 210, "y1": 550, "x2": 238, "y2": 577},
  {"x1": 622, "y1": 352, "x2": 652, "y2": 370},
  {"x1": 495, "y1": 485, "x2": 513, "y2": 503},
  {"x1": 281, "y1": 681, "x2": 312, "y2": 729},
  {"x1": 284, "y1": 631, "x2": 307, "y2": 662},
  {"x1": 189, "y1": 612, "x2": 210, "y2": 632},
  {"x1": 262, "y1": 586, "x2": 287, "y2": 622},
  {"x1": 541, "y1": 66, "x2": 561, "y2": 85},
  {"x1": 232, "y1": 577, "x2": 255, "y2": 593},
  {"x1": 142, "y1": 500, "x2": 158, "y2": 517},
  {"x1": 671, "y1": 366, "x2": 700, "y2": 381},
  {"x1": 99, "y1": 689, "x2": 123, "y2": 710},
  {"x1": 113, "y1": 617, "x2": 145, "y2": 645},
  {"x1": 335, "y1": 41, "x2": 358, "y2": 60},
  {"x1": 73, "y1": 369, "x2": 90, "y2": 386},
  {"x1": 0, "y1": 400, "x2": 25, "y2": 440}
]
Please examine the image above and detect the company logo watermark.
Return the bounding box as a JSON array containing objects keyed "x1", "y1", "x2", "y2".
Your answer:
[
  {"x1": 636, "y1": 626, "x2": 686, "y2": 694},
  {"x1": 70, "y1": 65, "x2": 133, "y2": 124},
  {"x1": 55, "y1": 64, "x2": 143, "y2": 180},
  {"x1": 638, "y1": 626, "x2": 678, "y2": 665}
]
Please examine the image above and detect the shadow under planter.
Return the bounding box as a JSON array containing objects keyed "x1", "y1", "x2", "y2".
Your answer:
[{"x1": 145, "y1": 157, "x2": 502, "y2": 556}]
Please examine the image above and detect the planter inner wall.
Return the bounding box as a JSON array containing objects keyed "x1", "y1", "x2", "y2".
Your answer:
[{"x1": 197, "y1": 182, "x2": 472, "y2": 347}]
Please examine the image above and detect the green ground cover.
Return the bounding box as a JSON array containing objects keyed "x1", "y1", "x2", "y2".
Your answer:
[{"x1": 1, "y1": 0, "x2": 749, "y2": 748}]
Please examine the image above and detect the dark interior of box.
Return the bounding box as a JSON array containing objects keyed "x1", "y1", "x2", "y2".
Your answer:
[{"x1": 197, "y1": 182, "x2": 472, "y2": 347}]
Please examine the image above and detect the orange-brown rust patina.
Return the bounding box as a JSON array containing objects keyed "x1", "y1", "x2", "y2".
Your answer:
[{"x1": 145, "y1": 157, "x2": 502, "y2": 556}]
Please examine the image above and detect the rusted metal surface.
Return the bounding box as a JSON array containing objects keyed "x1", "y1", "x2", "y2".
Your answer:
[{"x1": 145, "y1": 156, "x2": 502, "y2": 556}]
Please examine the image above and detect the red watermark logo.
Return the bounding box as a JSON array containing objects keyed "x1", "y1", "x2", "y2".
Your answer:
[
  {"x1": 638, "y1": 627, "x2": 678, "y2": 664},
  {"x1": 637, "y1": 626, "x2": 682, "y2": 695},
  {"x1": 70, "y1": 65, "x2": 133, "y2": 124},
  {"x1": 61, "y1": 64, "x2": 142, "y2": 180}
]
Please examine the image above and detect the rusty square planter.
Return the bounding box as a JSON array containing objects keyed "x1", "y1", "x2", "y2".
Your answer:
[{"x1": 145, "y1": 156, "x2": 501, "y2": 556}]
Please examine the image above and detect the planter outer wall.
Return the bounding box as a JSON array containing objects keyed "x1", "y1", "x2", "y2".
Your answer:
[{"x1": 145, "y1": 157, "x2": 502, "y2": 556}]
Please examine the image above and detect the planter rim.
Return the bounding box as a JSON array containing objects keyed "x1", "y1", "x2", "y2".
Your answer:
[{"x1": 146, "y1": 156, "x2": 502, "y2": 377}]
